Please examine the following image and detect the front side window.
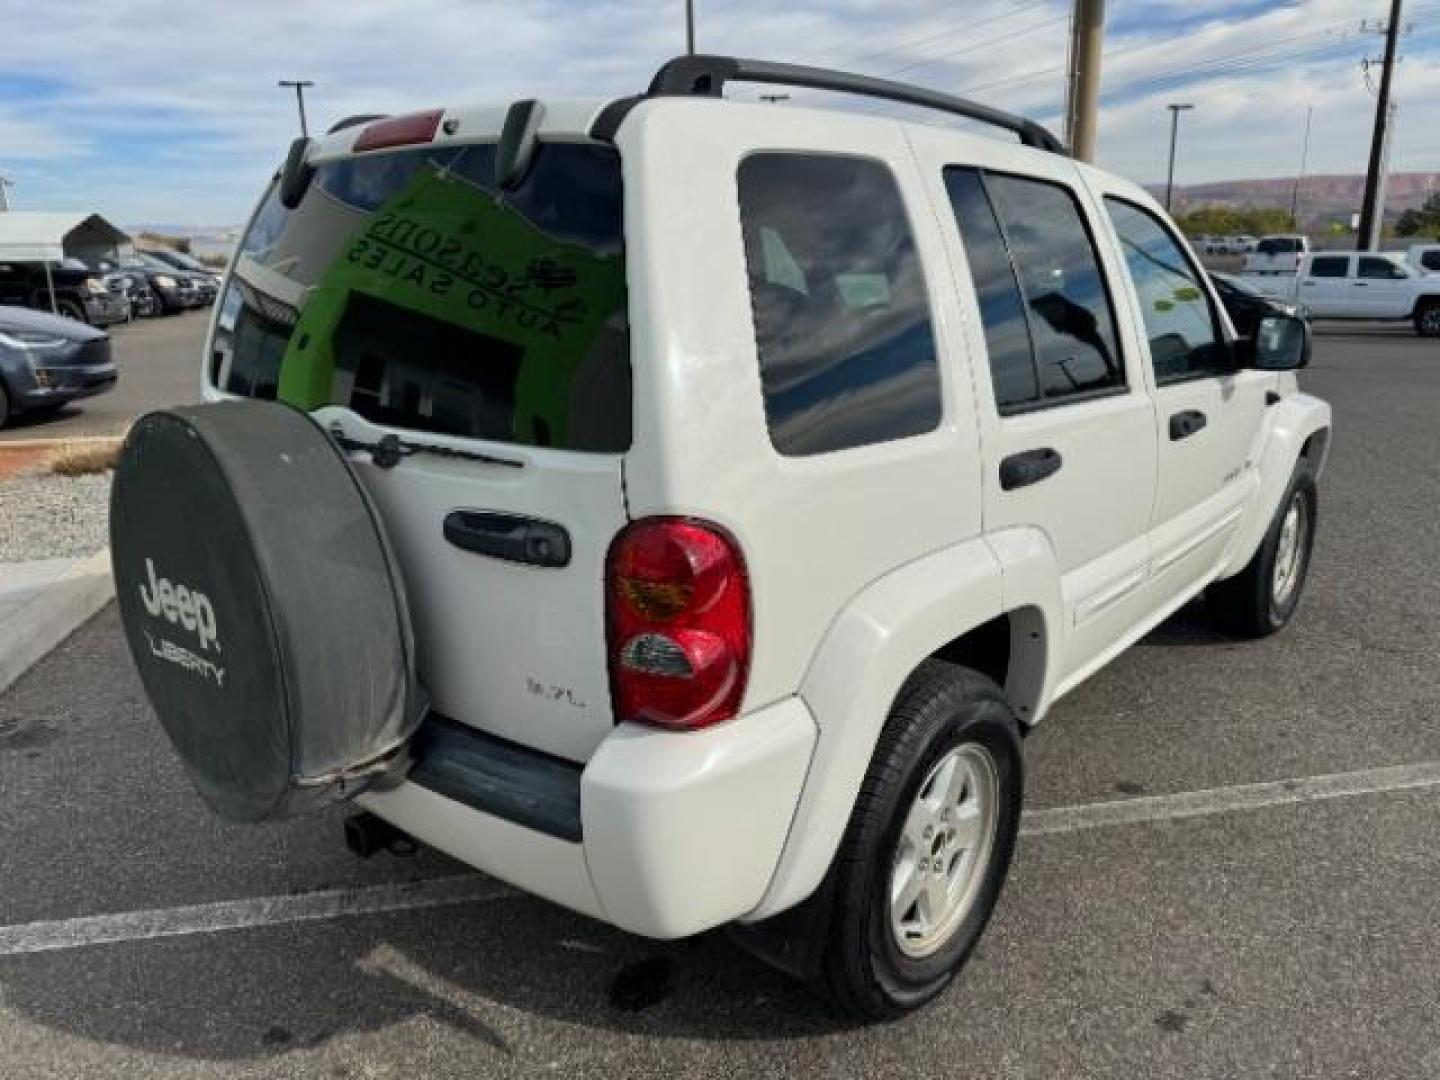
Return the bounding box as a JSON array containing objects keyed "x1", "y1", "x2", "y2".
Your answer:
[
  {"x1": 1358, "y1": 256, "x2": 1406, "y2": 280},
  {"x1": 1105, "y1": 198, "x2": 1229, "y2": 384},
  {"x1": 211, "y1": 140, "x2": 630, "y2": 452},
  {"x1": 738, "y1": 153, "x2": 942, "y2": 456},
  {"x1": 1309, "y1": 255, "x2": 1349, "y2": 278},
  {"x1": 946, "y1": 168, "x2": 1123, "y2": 410}
]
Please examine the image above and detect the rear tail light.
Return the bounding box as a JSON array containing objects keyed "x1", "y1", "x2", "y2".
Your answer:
[
  {"x1": 353, "y1": 109, "x2": 444, "y2": 153},
  {"x1": 607, "y1": 518, "x2": 751, "y2": 730}
]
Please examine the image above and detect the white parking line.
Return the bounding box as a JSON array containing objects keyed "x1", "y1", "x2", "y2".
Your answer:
[
  {"x1": 0, "y1": 876, "x2": 512, "y2": 959},
  {"x1": 2, "y1": 760, "x2": 1439, "y2": 959},
  {"x1": 1020, "y1": 760, "x2": 1440, "y2": 836}
]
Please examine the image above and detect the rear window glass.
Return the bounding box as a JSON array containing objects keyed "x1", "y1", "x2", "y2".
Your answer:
[
  {"x1": 211, "y1": 141, "x2": 630, "y2": 453},
  {"x1": 737, "y1": 153, "x2": 942, "y2": 456}
]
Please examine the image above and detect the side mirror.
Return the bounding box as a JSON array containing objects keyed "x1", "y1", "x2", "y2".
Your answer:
[{"x1": 1243, "y1": 313, "x2": 1310, "y2": 371}]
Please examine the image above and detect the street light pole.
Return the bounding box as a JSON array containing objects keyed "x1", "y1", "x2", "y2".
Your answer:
[
  {"x1": 685, "y1": 0, "x2": 695, "y2": 54},
  {"x1": 0, "y1": 175, "x2": 13, "y2": 212},
  {"x1": 1164, "y1": 103, "x2": 1194, "y2": 212},
  {"x1": 1290, "y1": 105, "x2": 1313, "y2": 230},
  {"x1": 277, "y1": 79, "x2": 315, "y2": 137}
]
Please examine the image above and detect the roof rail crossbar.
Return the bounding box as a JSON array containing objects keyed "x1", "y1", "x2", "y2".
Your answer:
[{"x1": 631, "y1": 54, "x2": 1066, "y2": 154}]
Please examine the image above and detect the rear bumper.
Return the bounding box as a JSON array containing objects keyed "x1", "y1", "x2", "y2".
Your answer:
[{"x1": 358, "y1": 696, "x2": 817, "y2": 939}]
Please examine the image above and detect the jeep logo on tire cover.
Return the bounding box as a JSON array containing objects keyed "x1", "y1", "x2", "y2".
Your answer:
[{"x1": 139, "y1": 558, "x2": 221, "y2": 653}]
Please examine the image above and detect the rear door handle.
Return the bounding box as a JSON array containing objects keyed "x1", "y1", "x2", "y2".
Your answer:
[
  {"x1": 1169, "y1": 409, "x2": 1208, "y2": 441},
  {"x1": 443, "y1": 511, "x2": 571, "y2": 567},
  {"x1": 999, "y1": 447, "x2": 1063, "y2": 491}
]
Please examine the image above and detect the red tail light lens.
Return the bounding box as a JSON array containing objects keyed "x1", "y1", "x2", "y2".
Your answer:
[
  {"x1": 353, "y1": 109, "x2": 444, "y2": 153},
  {"x1": 607, "y1": 518, "x2": 751, "y2": 730}
]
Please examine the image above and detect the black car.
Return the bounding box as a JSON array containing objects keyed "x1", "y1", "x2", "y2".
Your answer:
[
  {"x1": 0, "y1": 304, "x2": 117, "y2": 428},
  {"x1": 114, "y1": 253, "x2": 201, "y2": 314},
  {"x1": 1211, "y1": 272, "x2": 1309, "y2": 339},
  {"x1": 139, "y1": 248, "x2": 221, "y2": 304},
  {"x1": 0, "y1": 258, "x2": 130, "y2": 327}
]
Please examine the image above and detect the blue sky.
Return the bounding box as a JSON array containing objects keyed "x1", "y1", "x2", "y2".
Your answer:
[{"x1": 1, "y1": 0, "x2": 1436, "y2": 228}]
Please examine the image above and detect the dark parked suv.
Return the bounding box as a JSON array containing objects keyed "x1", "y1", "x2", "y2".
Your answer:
[
  {"x1": 139, "y1": 248, "x2": 221, "y2": 304},
  {"x1": 0, "y1": 304, "x2": 117, "y2": 428},
  {"x1": 0, "y1": 258, "x2": 130, "y2": 327}
]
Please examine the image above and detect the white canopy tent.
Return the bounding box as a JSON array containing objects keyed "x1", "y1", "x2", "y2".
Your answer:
[
  {"x1": 0, "y1": 211, "x2": 132, "y2": 313},
  {"x1": 0, "y1": 211, "x2": 131, "y2": 263}
]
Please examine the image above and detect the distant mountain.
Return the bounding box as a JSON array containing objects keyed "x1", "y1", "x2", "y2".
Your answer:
[{"x1": 1152, "y1": 172, "x2": 1440, "y2": 223}]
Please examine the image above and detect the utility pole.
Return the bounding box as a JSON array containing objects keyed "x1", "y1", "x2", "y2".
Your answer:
[
  {"x1": 0, "y1": 175, "x2": 13, "y2": 212},
  {"x1": 277, "y1": 79, "x2": 315, "y2": 137},
  {"x1": 1164, "y1": 103, "x2": 1194, "y2": 212},
  {"x1": 1065, "y1": 0, "x2": 1105, "y2": 161},
  {"x1": 1356, "y1": 0, "x2": 1403, "y2": 250},
  {"x1": 1290, "y1": 105, "x2": 1314, "y2": 229},
  {"x1": 685, "y1": 0, "x2": 695, "y2": 54}
]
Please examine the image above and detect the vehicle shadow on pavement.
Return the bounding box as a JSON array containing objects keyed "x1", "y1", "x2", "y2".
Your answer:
[
  {"x1": 1135, "y1": 599, "x2": 1235, "y2": 648},
  {"x1": 0, "y1": 887, "x2": 855, "y2": 1063}
]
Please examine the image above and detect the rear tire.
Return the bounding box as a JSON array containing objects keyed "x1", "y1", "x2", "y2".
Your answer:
[
  {"x1": 1209, "y1": 462, "x2": 1317, "y2": 638},
  {"x1": 1414, "y1": 300, "x2": 1440, "y2": 338},
  {"x1": 819, "y1": 661, "x2": 1023, "y2": 1020}
]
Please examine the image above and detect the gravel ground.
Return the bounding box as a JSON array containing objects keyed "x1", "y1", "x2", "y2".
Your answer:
[{"x1": 0, "y1": 473, "x2": 113, "y2": 562}]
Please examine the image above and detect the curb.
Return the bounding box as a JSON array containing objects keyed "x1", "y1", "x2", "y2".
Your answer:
[
  {"x1": 0, "y1": 549, "x2": 116, "y2": 695},
  {"x1": 0, "y1": 436, "x2": 123, "y2": 451}
]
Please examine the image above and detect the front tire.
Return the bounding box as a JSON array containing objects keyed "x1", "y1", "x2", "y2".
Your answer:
[
  {"x1": 820, "y1": 661, "x2": 1023, "y2": 1020},
  {"x1": 1210, "y1": 462, "x2": 1318, "y2": 638},
  {"x1": 55, "y1": 299, "x2": 86, "y2": 324},
  {"x1": 1414, "y1": 300, "x2": 1440, "y2": 338}
]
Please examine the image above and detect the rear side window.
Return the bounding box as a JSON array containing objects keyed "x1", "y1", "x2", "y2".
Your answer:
[
  {"x1": 738, "y1": 153, "x2": 942, "y2": 456},
  {"x1": 1309, "y1": 256, "x2": 1349, "y2": 278},
  {"x1": 1260, "y1": 238, "x2": 1300, "y2": 255},
  {"x1": 944, "y1": 167, "x2": 1123, "y2": 411},
  {"x1": 1422, "y1": 250, "x2": 1440, "y2": 273},
  {"x1": 211, "y1": 141, "x2": 630, "y2": 452},
  {"x1": 1358, "y1": 256, "x2": 1405, "y2": 280}
]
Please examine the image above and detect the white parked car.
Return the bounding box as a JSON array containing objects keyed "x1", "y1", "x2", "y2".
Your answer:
[
  {"x1": 1248, "y1": 252, "x2": 1440, "y2": 335},
  {"x1": 1244, "y1": 234, "x2": 1310, "y2": 274},
  {"x1": 108, "y1": 56, "x2": 1332, "y2": 1019}
]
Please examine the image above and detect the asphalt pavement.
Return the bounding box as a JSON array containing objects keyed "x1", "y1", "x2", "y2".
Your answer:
[
  {"x1": 0, "y1": 323, "x2": 1437, "y2": 1077},
  {"x1": 0, "y1": 310, "x2": 210, "y2": 441}
]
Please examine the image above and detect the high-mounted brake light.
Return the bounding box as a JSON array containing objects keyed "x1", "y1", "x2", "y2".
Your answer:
[
  {"x1": 607, "y1": 518, "x2": 751, "y2": 731},
  {"x1": 352, "y1": 109, "x2": 444, "y2": 153}
]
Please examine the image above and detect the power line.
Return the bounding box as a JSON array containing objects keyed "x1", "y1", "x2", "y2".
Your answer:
[
  {"x1": 786, "y1": 1, "x2": 1053, "y2": 75},
  {"x1": 874, "y1": 13, "x2": 1070, "y2": 81}
]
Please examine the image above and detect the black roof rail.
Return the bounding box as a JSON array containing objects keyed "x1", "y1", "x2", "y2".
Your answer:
[{"x1": 592, "y1": 54, "x2": 1066, "y2": 154}]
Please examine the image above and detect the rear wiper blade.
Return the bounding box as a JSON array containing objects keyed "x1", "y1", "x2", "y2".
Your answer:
[{"x1": 328, "y1": 426, "x2": 524, "y2": 471}]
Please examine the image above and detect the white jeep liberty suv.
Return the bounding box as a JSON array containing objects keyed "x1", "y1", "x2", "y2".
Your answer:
[{"x1": 110, "y1": 56, "x2": 1331, "y2": 1019}]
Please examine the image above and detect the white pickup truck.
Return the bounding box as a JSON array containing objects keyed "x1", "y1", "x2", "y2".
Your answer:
[
  {"x1": 1247, "y1": 252, "x2": 1440, "y2": 336},
  {"x1": 1243, "y1": 234, "x2": 1309, "y2": 275}
]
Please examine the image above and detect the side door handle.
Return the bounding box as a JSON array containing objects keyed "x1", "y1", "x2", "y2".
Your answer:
[
  {"x1": 1169, "y1": 409, "x2": 1208, "y2": 441},
  {"x1": 999, "y1": 447, "x2": 1063, "y2": 491}
]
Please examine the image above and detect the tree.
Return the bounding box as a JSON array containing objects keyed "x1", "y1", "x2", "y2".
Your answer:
[{"x1": 1396, "y1": 192, "x2": 1440, "y2": 239}]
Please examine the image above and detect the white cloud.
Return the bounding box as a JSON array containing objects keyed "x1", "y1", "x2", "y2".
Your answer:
[{"x1": 0, "y1": 0, "x2": 1434, "y2": 224}]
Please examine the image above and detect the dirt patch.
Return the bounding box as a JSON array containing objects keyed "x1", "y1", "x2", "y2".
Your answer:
[
  {"x1": 0, "y1": 445, "x2": 51, "y2": 481},
  {"x1": 0, "y1": 438, "x2": 123, "y2": 481}
]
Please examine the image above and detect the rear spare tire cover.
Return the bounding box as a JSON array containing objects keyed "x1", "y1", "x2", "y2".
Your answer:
[{"x1": 110, "y1": 400, "x2": 419, "y2": 822}]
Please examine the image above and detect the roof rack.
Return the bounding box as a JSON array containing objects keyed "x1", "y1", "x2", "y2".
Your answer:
[{"x1": 591, "y1": 54, "x2": 1066, "y2": 155}]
